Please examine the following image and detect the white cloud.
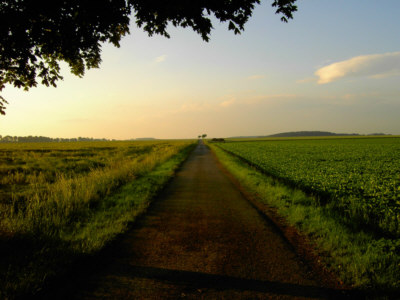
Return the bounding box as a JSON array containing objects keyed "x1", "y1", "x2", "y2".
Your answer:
[
  {"x1": 315, "y1": 51, "x2": 400, "y2": 84},
  {"x1": 154, "y1": 54, "x2": 167, "y2": 63}
]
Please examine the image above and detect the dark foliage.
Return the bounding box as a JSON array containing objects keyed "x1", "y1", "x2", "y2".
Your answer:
[
  {"x1": 0, "y1": 0, "x2": 297, "y2": 114},
  {"x1": 211, "y1": 138, "x2": 225, "y2": 142}
]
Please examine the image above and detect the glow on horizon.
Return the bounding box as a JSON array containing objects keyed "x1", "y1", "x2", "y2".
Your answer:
[{"x1": 1, "y1": 1, "x2": 400, "y2": 139}]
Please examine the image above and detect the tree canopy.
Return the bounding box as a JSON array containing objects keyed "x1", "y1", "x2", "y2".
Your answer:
[{"x1": 0, "y1": 0, "x2": 297, "y2": 114}]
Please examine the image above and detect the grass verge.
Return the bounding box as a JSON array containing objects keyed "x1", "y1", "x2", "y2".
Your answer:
[
  {"x1": 208, "y1": 143, "x2": 400, "y2": 295},
  {"x1": 0, "y1": 143, "x2": 195, "y2": 299}
]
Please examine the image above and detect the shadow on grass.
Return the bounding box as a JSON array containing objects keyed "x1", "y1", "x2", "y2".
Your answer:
[{"x1": 0, "y1": 232, "x2": 82, "y2": 300}]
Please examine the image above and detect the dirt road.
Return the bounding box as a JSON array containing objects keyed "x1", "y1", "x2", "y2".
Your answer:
[{"x1": 43, "y1": 141, "x2": 349, "y2": 299}]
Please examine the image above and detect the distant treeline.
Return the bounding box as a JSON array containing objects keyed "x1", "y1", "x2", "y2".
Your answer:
[{"x1": 0, "y1": 135, "x2": 111, "y2": 143}]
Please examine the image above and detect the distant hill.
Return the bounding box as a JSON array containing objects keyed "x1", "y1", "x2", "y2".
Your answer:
[
  {"x1": 229, "y1": 131, "x2": 392, "y2": 139},
  {"x1": 229, "y1": 131, "x2": 360, "y2": 139},
  {"x1": 267, "y1": 131, "x2": 360, "y2": 138}
]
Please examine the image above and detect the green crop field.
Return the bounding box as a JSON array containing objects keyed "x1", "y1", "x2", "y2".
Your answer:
[
  {"x1": 0, "y1": 140, "x2": 195, "y2": 298},
  {"x1": 210, "y1": 136, "x2": 400, "y2": 288},
  {"x1": 216, "y1": 137, "x2": 400, "y2": 237}
]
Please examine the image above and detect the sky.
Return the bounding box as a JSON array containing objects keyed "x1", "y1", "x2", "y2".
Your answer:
[{"x1": 1, "y1": 0, "x2": 400, "y2": 139}]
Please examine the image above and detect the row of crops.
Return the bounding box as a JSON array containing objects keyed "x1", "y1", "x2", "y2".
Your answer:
[{"x1": 216, "y1": 137, "x2": 400, "y2": 237}]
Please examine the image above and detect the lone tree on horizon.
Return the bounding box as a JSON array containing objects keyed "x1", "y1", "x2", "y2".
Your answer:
[
  {"x1": 202, "y1": 134, "x2": 207, "y2": 139},
  {"x1": 0, "y1": 0, "x2": 297, "y2": 114}
]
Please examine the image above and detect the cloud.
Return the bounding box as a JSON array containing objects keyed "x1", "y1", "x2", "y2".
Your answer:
[
  {"x1": 315, "y1": 51, "x2": 400, "y2": 84},
  {"x1": 247, "y1": 75, "x2": 265, "y2": 80},
  {"x1": 243, "y1": 94, "x2": 297, "y2": 105},
  {"x1": 219, "y1": 97, "x2": 236, "y2": 107},
  {"x1": 154, "y1": 54, "x2": 167, "y2": 63},
  {"x1": 178, "y1": 102, "x2": 211, "y2": 112},
  {"x1": 134, "y1": 93, "x2": 299, "y2": 123},
  {"x1": 296, "y1": 77, "x2": 316, "y2": 84}
]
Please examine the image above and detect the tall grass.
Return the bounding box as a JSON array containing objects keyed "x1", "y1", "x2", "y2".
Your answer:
[
  {"x1": 5, "y1": 144, "x2": 182, "y2": 235},
  {"x1": 0, "y1": 140, "x2": 196, "y2": 299}
]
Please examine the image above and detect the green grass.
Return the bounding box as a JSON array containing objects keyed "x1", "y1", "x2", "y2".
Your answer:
[
  {"x1": 208, "y1": 142, "x2": 400, "y2": 291},
  {"x1": 0, "y1": 140, "x2": 196, "y2": 299}
]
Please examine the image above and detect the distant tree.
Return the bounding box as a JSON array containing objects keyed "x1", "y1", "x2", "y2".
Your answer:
[
  {"x1": 211, "y1": 138, "x2": 225, "y2": 142},
  {"x1": 2, "y1": 135, "x2": 13, "y2": 142},
  {"x1": 202, "y1": 134, "x2": 207, "y2": 139},
  {"x1": 0, "y1": 0, "x2": 297, "y2": 114}
]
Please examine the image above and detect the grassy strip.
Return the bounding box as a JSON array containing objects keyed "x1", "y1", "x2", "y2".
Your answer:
[
  {"x1": 208, "y1": 143, "x2": 400, "y2": 291},
  {"x1": 0, "y1": 143, "x2": 195, "y2": 299}
]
